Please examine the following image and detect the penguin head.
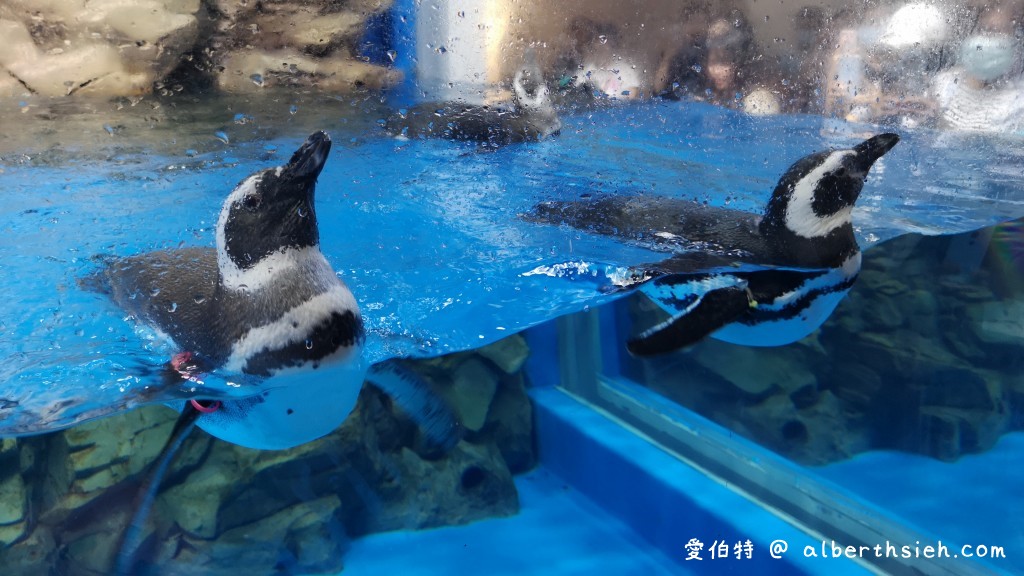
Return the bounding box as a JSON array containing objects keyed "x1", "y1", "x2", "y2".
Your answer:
[
  {"x1": 216, "y1": 131, "x2": 332, "y2": 287},
  {"x1": 762, "y1": 133, "x2": 899, "y2": 239},
  {"x1": 513, "y1": 62, "x2": 562, "y2": 138}
]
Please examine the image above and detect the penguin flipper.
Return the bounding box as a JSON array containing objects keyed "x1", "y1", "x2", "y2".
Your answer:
[
  {"x1": 627, "y1": 285, "x2": 753, "y2": 356},
  {"x1": 366, "y1": 359, "x2": 463, "y2": 454}
]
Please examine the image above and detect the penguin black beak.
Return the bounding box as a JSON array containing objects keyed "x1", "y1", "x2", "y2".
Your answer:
[
  {"x1": 284, "y1": 131, "x2": 332, "y2": 180},
  {"x1": 852, "y1": 133, "x2": 899, "y2": 172}
]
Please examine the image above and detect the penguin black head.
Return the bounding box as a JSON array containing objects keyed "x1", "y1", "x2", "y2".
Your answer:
[
  {"x1": 216, "y1": 131, "x2": 332, "y2": 287},
  {"x1": 761, "y1": 133, "x2": 899, "y2": 239},
  {"x1": 513, "y1": 62, "x2": 562, "y2": 138}
]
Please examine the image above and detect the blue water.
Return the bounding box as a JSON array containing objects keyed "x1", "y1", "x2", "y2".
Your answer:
[
  {"x1": 2, "y1": 101, "x2": 1024, "y2": 435},
  {"x1": 820, "y1": 431, "x2": 1024, "y2": 574}
]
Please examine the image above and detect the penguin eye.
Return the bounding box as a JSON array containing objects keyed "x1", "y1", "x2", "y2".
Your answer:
[{"x1": 242, "y1": 194, "x2": 262, "y2": 210}]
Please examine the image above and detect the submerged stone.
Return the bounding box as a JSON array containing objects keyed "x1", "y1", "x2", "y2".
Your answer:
[
  {"x1": 442, "y1": 357, "x2": 500, "y2": 432},
  {"x1": 0, "y1": 339, "x2": 535, "y2": 573},
  {"x1": 478, "y1": 333, "x2": 531, "y2": 374}
]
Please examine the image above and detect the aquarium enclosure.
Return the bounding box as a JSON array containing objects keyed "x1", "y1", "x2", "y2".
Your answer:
[{"x1": 2, "y1": 0, "x2": 1024, "y2": 574}]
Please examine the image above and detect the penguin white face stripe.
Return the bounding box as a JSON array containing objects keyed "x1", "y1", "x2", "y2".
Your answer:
[
  {"x1": 223, "y1": 286, "x2": 361, "y2": 374},
  {"x1": 216, "y1": 172, "x2": 259, "y2": 287},
  {"x1": 219, "y1": 245, "x2": 328, "y2": 292},
  {"x1": 215, "y1": 171, "x2": 327, "y2": 291},
  {"x1": 786, "y1": 150, "x2": 855, "y2": 239}
]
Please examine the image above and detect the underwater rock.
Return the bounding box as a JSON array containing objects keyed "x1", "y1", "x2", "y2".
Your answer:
[
  {"x1": 691, "y1": 340, "x2": 816, "y2": 396},
  {"x1": 966, "y1": 299, "x2": 1024, "y2": 347},
  {"x1": 478, "y1": 333, "x2": 531, "y2": 375},
  {"x1": 176, "y1": 495, "x2": 345, "y2": 576},
  {"x1": 0, "y1": 337, "x2": 535, "y2": 574},
  {"x1": 0, "y1": 473, "x2": 27, "y2": 546},
  {"x1": 860, "y1": 293, "x2": 905, "y2": 330},
  {"x1": 441, "y1": 357, "x2": 500, "y2": 432},
  {"x1": 914, "y1": 368, "x2": 1010, "y2": 462},
  {"x1": 1, "y1": 527, "x2": 54, "y2": 576},
  {"x1": 826, "y1": 361, "x2": 884, "y2": 414},
  {"x1": 739, "y1": 391, "x2": 868, "y2": 465},
  {"x1": 903, "y1": 289, "x2": 939, "y2": 335},
  {"x1": 484, "y1": 372, "x2": 536, "y2": 474}
]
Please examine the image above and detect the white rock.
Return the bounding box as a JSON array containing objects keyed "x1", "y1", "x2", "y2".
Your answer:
[
  {"x1": 216, "y1": 49, "x2": 401, "y2": 93},
  {"x1": 744, "y1": 88, "x2": 781, "y2": 116},
  {"x1": 86, "y1": 0, "x2": 198, "y2": 44},
  {"x1": 0, "y1": 19, "x2": 150, "y2": 97},
  {"x1": 253, "y1": 10, "x2": 364, "y2": 50}
]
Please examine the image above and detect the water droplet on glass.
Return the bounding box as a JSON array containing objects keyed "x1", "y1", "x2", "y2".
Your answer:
[
  {"x1": 305, "y1": 339, "x2": 314, "y2": 350},
  {"x1": 764, "y1": 15, "x2": 770, "y2": 22},
  {"x1": 193, "y1": 294, "x2": 206, "y2": 304},
  {"x1": 297, "y1": 206, "x2": 307, "y2": 218},
  {"x1": 103, "y1": 124, "x2": 115, "y2": 136},
  {"x1": 386, "y1": 49, "x2": 397, "y2": 62},
  {"x1": 215, "y1": 131, "x2": 229, "y2": 144},
  {"x1": 457, "y1": 10, "x2": 465, "y2": 17},
  {"x1": 149, "y1": 287, "x2": 161, "y2": 297},
  {"x1": 168, "y1": 302, "x2": 178, "y2": 313},
  {"x1": 250, "y1": 73, "x2": 264, "y2": 87},
  {"x1": 185, "y1": 149, "x2": 198, "y2": 157},
  {"x1": 598, "y1": 35, "x2": 608, "y2": 44},
  {"x1": 289, "y1": 104, "x2": 299, "y2": 115}
]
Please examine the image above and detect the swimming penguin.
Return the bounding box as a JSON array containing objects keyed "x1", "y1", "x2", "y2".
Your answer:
[
  {"x1": 527, "y1": 133, "x2": 900, "y2": 355},
  {"x1": 87, "y1": 130, "x2": 367, "y2": 449},
  {"x1": 384, "y1": 60, "x2": 562, "y2": 145},
  {"x1": 86, "y1": 131, "x2": 464, "y2": 574}
]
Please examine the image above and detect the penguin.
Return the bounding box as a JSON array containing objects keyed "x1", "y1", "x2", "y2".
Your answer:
[
  {"x1": 384, "y1": 60, "x2": 561, "y2": 146},
  {"x1": 87, "y1": 130, "x2": 368, "y2": 449},
  {"x1": 526, "y1": 133, "x2": 900, "y2": 355}
]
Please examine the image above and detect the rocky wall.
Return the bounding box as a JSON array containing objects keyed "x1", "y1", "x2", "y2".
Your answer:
[
  {"x1": 0, "y1": 333, "x2": 534, "y2": 575},
  {"x1": 0, "y1": 0, "x2": 400, "y2": 99},
  {"x1": 626, "y1": 223, "x2": 1024, "y2": 465}
]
